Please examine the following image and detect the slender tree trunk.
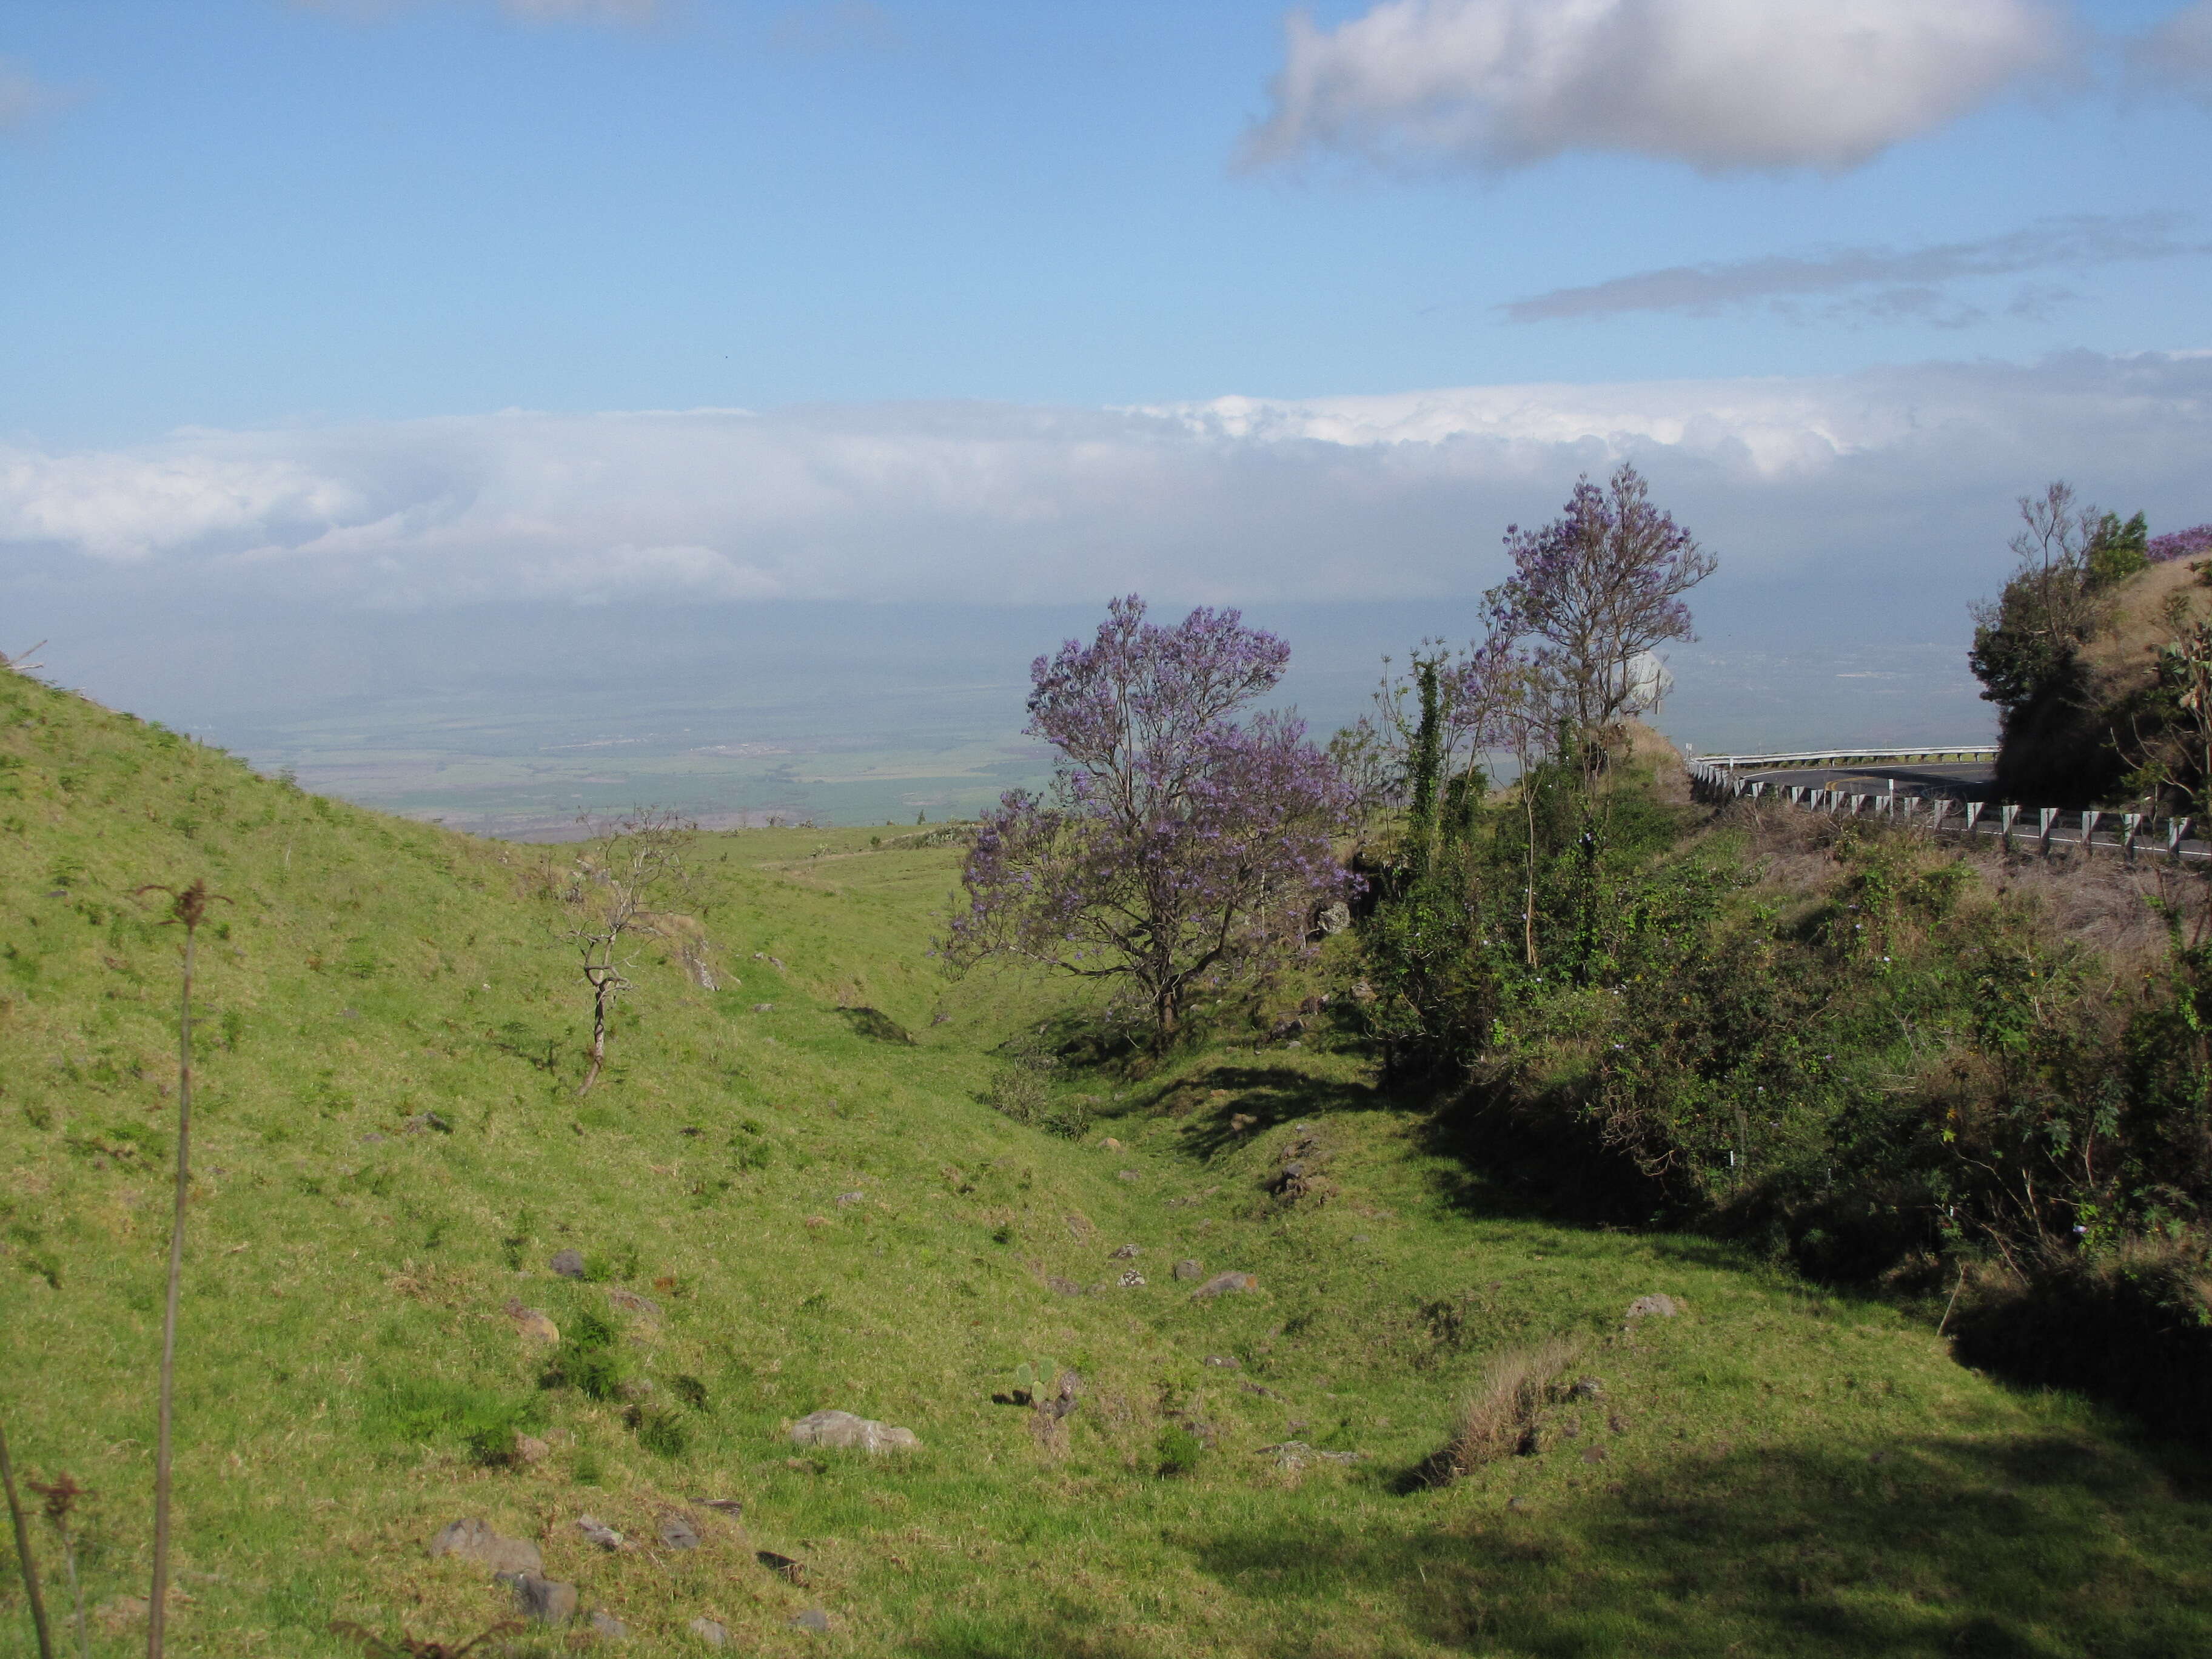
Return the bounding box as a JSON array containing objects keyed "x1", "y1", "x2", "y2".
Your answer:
[
  {"x1": 0, "y1": 1417, "x2": 55, "y2": 1659},
  {"x1": 149, "y1": 922, "x2": 195, "y2": 1659},
  {"x1": 579, "y1": 976, "x2": 609, "y2": 1096}
]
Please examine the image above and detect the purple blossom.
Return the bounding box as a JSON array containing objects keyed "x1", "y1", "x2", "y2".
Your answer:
[
  {"x1": 2149, "y1": 523, "x2": 2212, "y2": 564},
  {"x1": 943, "y1": 595, "x2": 1354, "y2": 1041}
]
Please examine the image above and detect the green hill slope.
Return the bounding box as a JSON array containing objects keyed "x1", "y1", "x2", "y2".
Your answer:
[{"x1": 3, "y1": 664, "x2": 2209, "y2": 1658}]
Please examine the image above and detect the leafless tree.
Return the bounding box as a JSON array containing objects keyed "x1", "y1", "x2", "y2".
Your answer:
[{"x1": 559, "y1": 808, "x2": 698, "y2": 1095}]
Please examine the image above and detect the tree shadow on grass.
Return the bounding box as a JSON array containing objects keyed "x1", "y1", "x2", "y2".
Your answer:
[
  {"x1": 902, "y1": 1434, "x2": 2212, "y2": 1657},
  {"x1": 1161, "y1": 1064, "x2": 1406, "y2": 1161}
]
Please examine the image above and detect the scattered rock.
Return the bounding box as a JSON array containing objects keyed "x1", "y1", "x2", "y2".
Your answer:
[
  {"x1": 1204, "y1": 1355, "x2": 1241, "y2": 1369},
  {"x1": 1047, "y1": 1276, "x2": 1083, "y2": 1296},
  {"x1": 658, "y1": 1510, "x2": 702, "y2": 1551},
  {"x1": 804, "y1": 1215, "x2": 829, "y2": 1229},
  {"x1": 428, "y1": 1518, "x2": 542, "y2": 1577},
  {"x1": 751, "y1": 1002, "x2": 776, "y2": 1013},
  {"x1": 788, "y1": 1408, "x2": 920, "y2": 1453},
  {"x1": 1581, "y1": 1446, "x2": 1608, "y2": 1464},
  {"x1": 1624, "y1": 1294, "x2": 1681, "y2": 1321},
  {"x1": 1506, "y1": 1495, "x2": 1530, "y2": 1512},
  {"x1": 1063, "y1": 1212, "x2": 1093, "y2": 1241},
  {"x1": 402, "y1": 1110, "x2": 453, "y2": 1134},
  {"x1": 589, "y1": 1609, "x2": 629, "y2": 1640},
  {"x1": 504, "y1": 1300, "x2": 561, "y2": 1344},
  {"x1": 1315, "y1": 901, "x2": 1352, "y2": 934},
  {"x1": 679, "y1": 1125, "x2": 704, "y2": 1136},
  {"x1": 1108, "y1": 1243, "x2": 1141, "y2": 1259},
  {"x1": 756, "y1": 1550, "x2": 807, "y2": 1586},
  {"x1": 1240, "y1": 1381, "x2": 1279, "y2": 1399},
  {"x1": 606, "y1": 1287, "x2": 662, "y2": 1319},
  {"x1": 789, "y1": 1609, "x2": 832, "y2": 1633},
  {"x1": 1116, "y1": 1169, "x2": 1141, "y2": 1182},
  {"x1": 689, "y1": 1615, "x2": 729, "y2": 1647},
  {"x1": 359, "y1": 1132, "x2": 387, "y2": 1144},
  {"x1": 576, "y1": 1515, "x2": 626, "y2": 1550},
  {"x1": 549, "y1": 1248, "x2": 587, "y2": 1279},
  {"x1": 1173, "y1": 1259, "x2": 1205, "y2": 1281},
  {"x1": 1570, "y1": 1377, "x2": 1604, "y2": 1400},
  {"x1": 615, "y1": 1378, "x2": 655, "y2": 1403},
  {"x1": 1256, "y1": 1441, "x2": 1362, "y2": 1471},
  {"x1": 1117, "y1": 1269, "x2": 1147, "y2": 1288},
  {"x1": 835, "y1": 1191, "x2": 864, "y2": 1207},
  {"x1": 497, "y1": 1571, "x2": 578, "y2": 1625},
  {"x1": 1191, "y1": 1271, "x2": 1258, "y2": 1299},
  {"x1": 1609, "y1": 1415, "x2": 1628, "y2": 1435},
  {"x1": 693, "y1": 1496, "x2": 744, "y2": 1517},
  {"x1": 513, "y1": 1433, "x2": 551, "y2": 1465}
]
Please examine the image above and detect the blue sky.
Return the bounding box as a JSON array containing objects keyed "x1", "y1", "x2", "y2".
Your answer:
[
  {"x1": 6, "y1": 0, "x2": 2210, "y2": 441},
  {"x1": 5, "y1": 1, "x2": 2212, "y2": 797}
]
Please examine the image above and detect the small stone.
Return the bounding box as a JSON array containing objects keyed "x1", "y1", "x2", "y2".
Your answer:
[
  {"x1": 1506, "y1": 1496, "x2": 1530, "y2": 1512},
  {"x1": 790, "y1": 1607, "x2": 831, "y2": 1632},
  {"x1": 835, "y1": 1190, "x2": 864, "y2": 1207},
  {"x1": 756, "y1": 1550, "x2": 806, "y2": 1585},
  {"x1": 689, "y1": 1616, "x2": 729, "y2": 1647},
  {"x1": 1173, "y1": 1259, "x2": 1205, "y2": 1281},
  {"x1": 752, "y1": 1002, "x2": 776, "y2": 1013},
  {"x1": 504, "y1": 1299, "x2": 560, "y2": 1344},
  {"x1": 1047, "y1": 1276, "x2": 1083, "y2": 1295},
  {"x1": 1581, "y1": 1446, "x2": 1608, "y2": 1464},
  {"x1": 1109, "y1": 1243, "x2": 1141, "y2": 1259},
  {"x1": 606, "y1": 1287, "x2": 663, "y2": 1319},
  {"x1": 1240, "y1": 1381, "x2": 1278, "y2": 1398},
  {"x1": 1609, "y1": 1415, "x2": 1628, "y2": 1435},
  {"x1": 590, "y1": 1609, "x2": 629, "y2": 1640},
  {"x1": 694, "y1": 1496, "x2": 744, "y2": 1517},
  {"x1": 549, "y1": 1248, "x2": 588, "y2": 1279},
  {"x1": 659, "y1": 1510, "x2": 702, "y2": 1550},
  {"x1": 788, "y1": 1408, "x2": 920, "y2": 1453},
  {"x1": 514, "y1": 1433, "x2": 551, "y2": 1465},
  {"x1": 428, "y1": 1517, "x2": 542, "y2": 1577},
  {"x1": 576, "y1": 1514, "x2": 626, "y2": 1550},
  {"x1": 1118, "y1": 1269, "x2": 1147, "y2": 1287},
  {"x1": 1204, "y1": 1355, "x2": 1241, "y2": 1369},
  {"x1": 1096, "y1": 1136, "x2": 1122, "y2": 1153},
  {"x1": 402, "y1": 1110, "x2": 453, "y2": 1134},
  {"x1": 360, "y1": 1132, "x2": 386, "y2": 1144},
  {"x1": 1117, "y1": 1169, "x2": 1141, "y2": 1182},
  {"x1": 1570, "y1": 1377, "x2": 1604, "y2": 1400},
  {"x1": 497, "y1": 1572, "x2": 578, "y2": 1625},
  {"x1": 1624, "y1": 1293, "x2": 1681, "y2": 1320},
  {"x1": 804, "y1": 1215, "x2": 829, "y2": 1229},
  {"x1": 1191, "y1": 1271, "x2": 1258, "y2": 1299}
]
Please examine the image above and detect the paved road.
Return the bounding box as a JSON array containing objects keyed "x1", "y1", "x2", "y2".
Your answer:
[{"x1": 1738, "y1": 760, "x2": 1995, "y2": 800}]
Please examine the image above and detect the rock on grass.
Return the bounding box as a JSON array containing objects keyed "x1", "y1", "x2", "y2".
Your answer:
[
  {"x1": 789, "y1": 1408, "x2": 920, "y2": 1452},
  {"x1": 427, "y1": 1517, "x2": 541, "y2": 1576}
]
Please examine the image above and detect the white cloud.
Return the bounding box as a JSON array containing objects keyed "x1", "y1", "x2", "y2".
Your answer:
[
  {"x1": 0, "y1": 58, "x2": 77, "y2": 135},
  {"x1": 1242, "y1": 0, "x2": 2066, "y2": 173},
  {"x1": 2132, "y1": 0, "x2": 2212, "y2": 100},
  {"x1": 6, "y1": 355, "x2": 2211, "y2": 623}
]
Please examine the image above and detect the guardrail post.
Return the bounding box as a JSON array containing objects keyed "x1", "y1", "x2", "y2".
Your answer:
[
  {"x1": 1964, "y1": 802, "x2": 1984, "y2": 834},
  {"x1": 2123, "y1": 812, "x2": 2142, "y2": 863},
  {"x1": 2080, "y1": 809, "x2": 2099, "y2": 856},
  {"x1": 2172, "y1": 817, "x2": 2190, "y2": 864},
  {"x1": 1932, "y1": 798, "x2": 1952, "y2": 833},
  {"x1": 1999, "y1": 803, "x2": 2018, "y2": 850},
  {"x1": 2037, "y1": 807, "x2": 2056, "y2": 856}
]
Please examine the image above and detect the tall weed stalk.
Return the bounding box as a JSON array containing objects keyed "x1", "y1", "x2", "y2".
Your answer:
[
  {"x1": 0, "y1": 1418, "x2": 55, "y2": 1659},
  {"x1": 135, "y1": 880, "x2": 226, "y2": 1659}
]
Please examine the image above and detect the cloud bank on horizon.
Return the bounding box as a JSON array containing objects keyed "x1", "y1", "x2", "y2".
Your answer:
[
  {"x1": 1242, "y1": 0, "x2": 2068, "y2": 173},
  {"x1": 5, "y1": 352, "x2": 2208, "y2": 619}
]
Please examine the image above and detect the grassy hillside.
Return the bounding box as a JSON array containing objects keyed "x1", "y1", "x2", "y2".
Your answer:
[{"x1": 3, "y1": 663, "x2": 2210, "y2": 1657}]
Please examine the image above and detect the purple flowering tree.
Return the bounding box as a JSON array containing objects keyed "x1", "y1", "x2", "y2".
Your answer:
[
  {"x1": 1486, "y1": 462, "x2": 1715, "y2": 771},
  {"x1": 2150, "y1": 524, "x2": 2212, "y2": 565},
  {"x1": 945, "y1": 596, "x2": 1353, "y2": 1044}
]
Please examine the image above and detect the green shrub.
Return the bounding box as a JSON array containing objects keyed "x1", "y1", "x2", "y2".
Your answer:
[
  {"x1": 370, "y1": 1379, "x2": 545, "y2": 1464},
  {"x1": 1156, "y1": 1424, "x2": 1204, "y2": 1477},
  {"x1": 545, "y1": 1308, "x2": 631, "y2": 1401},
  {"x1": 626, "y1": 1403, "x2": 689, "y2": 1457}
]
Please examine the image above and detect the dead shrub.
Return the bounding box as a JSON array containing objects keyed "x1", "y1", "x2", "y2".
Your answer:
[{"x1": 1404, "y1": 1336, "x2": 1577, "y2": 1489}]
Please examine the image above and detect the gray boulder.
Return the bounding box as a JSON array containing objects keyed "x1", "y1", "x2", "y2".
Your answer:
[
  {"x1": 788, "y1": 1408, "x2": 920, "y2": 1453},
  {"x1": 427, "y1": 1517, "x2": 541, "y2": 1577},
  {"x1": 1625, "y1": 1293, "x2": 1681, "y2": 1321},
  {"x1": 1191, "y1": 1271, "x2": 1259, "y2": 1299},
  {"x1": 494, "y1": 1571, "x2": 577, "y2": 1626}
]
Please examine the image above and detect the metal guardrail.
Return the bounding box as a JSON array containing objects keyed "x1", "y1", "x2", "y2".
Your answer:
[
  {"x1": 1697, "y1": 745, "x2": 1997, "y2": 769},
  {"x1": 1686, "y1": 760, "x2": 2208, "y2": 863}
]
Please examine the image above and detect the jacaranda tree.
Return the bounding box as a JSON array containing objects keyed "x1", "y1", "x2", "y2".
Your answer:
[{"x1": 945, "y1": 595, "x2": 1353, "y2": 1045}]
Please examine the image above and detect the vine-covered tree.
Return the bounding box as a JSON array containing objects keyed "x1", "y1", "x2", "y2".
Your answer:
[
  {"x1": 945, "y1": 596, "x2": 1352, "y2": 1044},
  {"x1": 1969, "y1": 481, "x2": 2148, "y2": 722}
]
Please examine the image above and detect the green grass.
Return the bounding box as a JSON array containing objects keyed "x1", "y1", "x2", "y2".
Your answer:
[{"x1": 1, "y1": 664, "x2": 2208, "y2": 1656}]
